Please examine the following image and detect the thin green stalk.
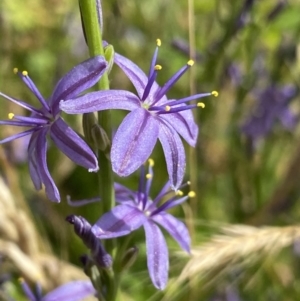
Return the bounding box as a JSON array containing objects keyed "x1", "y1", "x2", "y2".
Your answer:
[
  {"x1": 79, "y1": 1, "x2": 116, "y2": 300},
  {"x1": 79, "y1": 0, "x2": 115, "y2": 227}
]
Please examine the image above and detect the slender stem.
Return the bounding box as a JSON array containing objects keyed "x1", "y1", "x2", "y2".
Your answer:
[
  {"x1": 79, "y1": 0, "x2": 116, "y2": 300},
  {"x1": 79, "y1": 0, "x2": 115, "y2": 236},
  {"x1": 187, "y1": 0, "x2": 197, "y2": 239}
]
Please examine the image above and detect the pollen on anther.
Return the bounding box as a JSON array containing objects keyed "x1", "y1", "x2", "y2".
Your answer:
[
  {"x1": 197, "y1": 102, "x2": 205, "y2": 108},
  {"x1": 176, "y1": 190, "x2": 184, "y2": 196},
  {"x1": 187, "y1": 60, "x2": 194, "y2": 66},
  {"x1": 165, "y1": 105, "x2": 171, "y2": 111},
  {"x1": 8, "y1": 113, "x2": 14, "y2": 120},
  {"x1": 148, "y1": 158, "x2": 155, "y2": 166},
  {"x1": 13, "y1": 68, "x2": 18, "y2": 74},
  {"x1": 188, "y1": 191, "x2": 196, "y2": 198},
  {"x1": 22, "y1": 71, "x2": 28, "y2": 76},
  {"x1": 156, "y1": 39, "x2": 161, "y2": 47},
  {"x1": 154, "y1": 65, "x2": 162, "y2": 70},
  {"x1": 146, "y1": 173, "x2": 152, "y2": 179},
  {"x1": 187, "y1": 181, "x2": 191, "y2": 185},
  {"x1": 211, "y1": 90, "x2": 218, "y2": 97}
]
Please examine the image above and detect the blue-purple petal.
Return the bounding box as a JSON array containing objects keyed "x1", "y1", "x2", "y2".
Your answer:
[
  {"x1": 114, "y1": 182, "x2": 137, "y2": 203},
  {"x1": 114, "y1": 53, "x2": 160, "y2": 100},
  {"x1": 158, "y1": 121, "x2": 185, "y2": 190},
  {"x1": 50, "y1": 56, "x2": 107, "y2": 112},
  {"x1": 152, "y1": 212, "x2": 191, "y2": 253},
  {"x1": 92, "y1": 204, "x2": 146, "y2": 238},
  {"x1": 42, "y1": 280, "x2": 96, "y2": 301},
  {"x1": 144, "y1": 220, "x2": 169, "y2": 290},
  {"x1": 60, "y1": 90, "x2": 140, "y2": 114},
  {"x1": 50, "y1": 118, "x2": 98, "y2": 172},
  {"x1": 111, "y1": 108, "x2": 159, "y2": 176},
  {"x1": 159, "y1": 104, "x2": 198, "y2": 146},
  {"x1": 35, "y1": 128, "x2": 60, "y2": 202},
  {"x1": 28, "y1": 131, "x2": 42, "y2": 191}
]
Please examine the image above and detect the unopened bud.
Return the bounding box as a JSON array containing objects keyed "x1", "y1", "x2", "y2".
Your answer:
[
  {"x1": 83, "y1": 113, "x2": 97, "y2": 145},
  {"x1": 82, "y1": 113, "x2": 111, "y2": 154},
  {"x1": 120, "y1": 246, "x2": 139, "y2": 272},
  {"x1": 104, "y1": 44, "x2": 115, "y2": 74},
  {"x1": 91, "y1": 123, "x2": 111, "y2": 153}
]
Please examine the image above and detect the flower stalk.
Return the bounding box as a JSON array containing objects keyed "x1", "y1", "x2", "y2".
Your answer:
[
  {"x1": 79, "y1": 0, "x2": 116, "y2": 300},
  {"x1": 79, "y1": 0, "x2": 115, "y2": 234}
]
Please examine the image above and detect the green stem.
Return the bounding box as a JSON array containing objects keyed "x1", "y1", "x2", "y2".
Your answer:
[
  {"x1": 79, "y1": 0, "x2": 116, "y2": 300},
  {"x1": 79, "y1": 0, "x2": 115, "y2": 235}
]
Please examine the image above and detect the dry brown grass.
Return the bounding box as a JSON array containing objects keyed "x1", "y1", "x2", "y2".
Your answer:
[
  {"x1": 0, "y1": 150, "x2": 88, "y2": 291},
  {"x1": 178, "y1": 224, "x2": 300, "y2": 284}
]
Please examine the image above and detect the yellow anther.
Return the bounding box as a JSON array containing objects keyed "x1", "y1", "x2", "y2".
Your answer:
[
  {"x1": 211, "y1": 90, "x2": 218, "y2": 97},
  {"x1": 188, "y1": 191, "x2": 196, "y2": 198},
  {"x1": 146, "y1": 173, "x2": 152, "y2": 179},
  {"x1": 148, "y1": 158, "x2": 155, "y2": 166},
  {"x1": 13, "y1": 68, "x2": 18, "y2": 74},
  {"x1": 187, "y1": 181, "x2": 191, "y2": 185},
  {"x1": 197, "y1": 102, "x2": 205, "y2": 108},
  {"x1": 176, "y1": 190, "x2": 184, "y2": 196},
  {"x1": 8, "y1": 113, "x2": 14, "y2": 119},
  {"x1": 156, "y1": 39, "x2": 161, "y2": 47},
  {"x1": 154, "y1": 65, "x2": 162, "y2": 70},
  {"x1": 165, "y1": 105, "x2": 171, "y2": 111},
  {"x1": 22, "y1": 70, "x2": 28, "y2": 76},
  {"x1": 187, "y1": 60, "x2": 194, "y2": 66}
]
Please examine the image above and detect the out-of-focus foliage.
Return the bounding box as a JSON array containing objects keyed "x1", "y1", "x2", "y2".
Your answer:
[{"x1": 1, "y1": 0, "x2": 300, "y2": 300}]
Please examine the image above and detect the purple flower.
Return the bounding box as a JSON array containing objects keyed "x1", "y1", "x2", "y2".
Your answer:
[
  {"x1": 60, "y1": 40, "x2": 218, "y2": 190},
  {"x1": 92, "y1": 159, "x2": 193, "y2": 290},
  {"x1": 241, "y1": 84, "x2": 298, "y2": 143},
  {"x1": 19, "y1": 278, "x2": 96, "y2": 301},
  {"x1": 0, "y1": 56, "x2": 107, "y2": 202}
]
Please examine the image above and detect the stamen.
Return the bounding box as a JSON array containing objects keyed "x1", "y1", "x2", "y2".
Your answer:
[
  {"x1": 142, "y1": 64, "x2": 162, "y2": 101},
  {"x1": 165, "y1": 105, "x2": 171, "y2": 111},
  {"x1": 148, "y1": 39, "x2": 161, "y2": 79},
  {"x1": 10, "y1": 115, "x2": 48, "y2": 125},
  {"x1": 151, "y1": 194, "x2": 189, "y2": 216},
  {"x1": 211, "y1": 90, "x2": 218, "y2": 97},
  {"x1": 19, "y1": 70, "x2": 51, "y2": 112},
  {"x1": 176, "y1": 190, "x2": 183, "y2": 196},
  {"x1": 13, "y1": 68, "x2": 18, "y2": 74},
  {"x1": 146, "y1": 173, "x2": 152, "y2": 179},
  {"x1": 19, "y1": 278, "x2": 37, "y2": 301},
  {"x1": 148, "y1": 158, "x2": 155, "y2": 166},
  {"x1": 8, "y1": 113, "x2": 14, "y2": 119},
  {"x1": 197, "y1": 102, "x2": 205, "y2": 108},
  {"x1": 154, "y1": 61, "x2": 194, "y2": 104},
  {"x1": 188, "y1": 191, "x2": 196, "y2": 198},
  {"x1": 187, "y1": 181, "x2": 191, "y2": 185},
  {"x1": 187, "y1": 60, "x2": 194, "y2": 66}
]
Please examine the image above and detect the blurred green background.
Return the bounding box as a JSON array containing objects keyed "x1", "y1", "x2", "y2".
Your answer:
[{"x1": 1, "y1": 0, "x2": 300, "y2": 300}]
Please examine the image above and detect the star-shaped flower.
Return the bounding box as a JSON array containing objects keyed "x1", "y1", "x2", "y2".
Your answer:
[
  {"x1": 0, "y1": 56, "x2": 107, "y2": 202},
  {"x1": 60, "y1": 40, "x2": 218, "y2": 190},
  {"x1": 19, "y1": 278, "x2": 96, "y2": 301},
  {"x1": 92, "y1": 159, "x2": 193, "y2": 290}
]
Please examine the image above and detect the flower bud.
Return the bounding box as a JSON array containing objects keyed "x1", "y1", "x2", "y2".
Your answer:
[
  {"x1": 104, "y1": 44, "x2": 115, "y2": 74},
  {"x1": 82, "y1": 113, "x2": 111, "y2": 154},
  {"x1": 120, "y1": 246, "x2": 139, "y2": 272}
]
